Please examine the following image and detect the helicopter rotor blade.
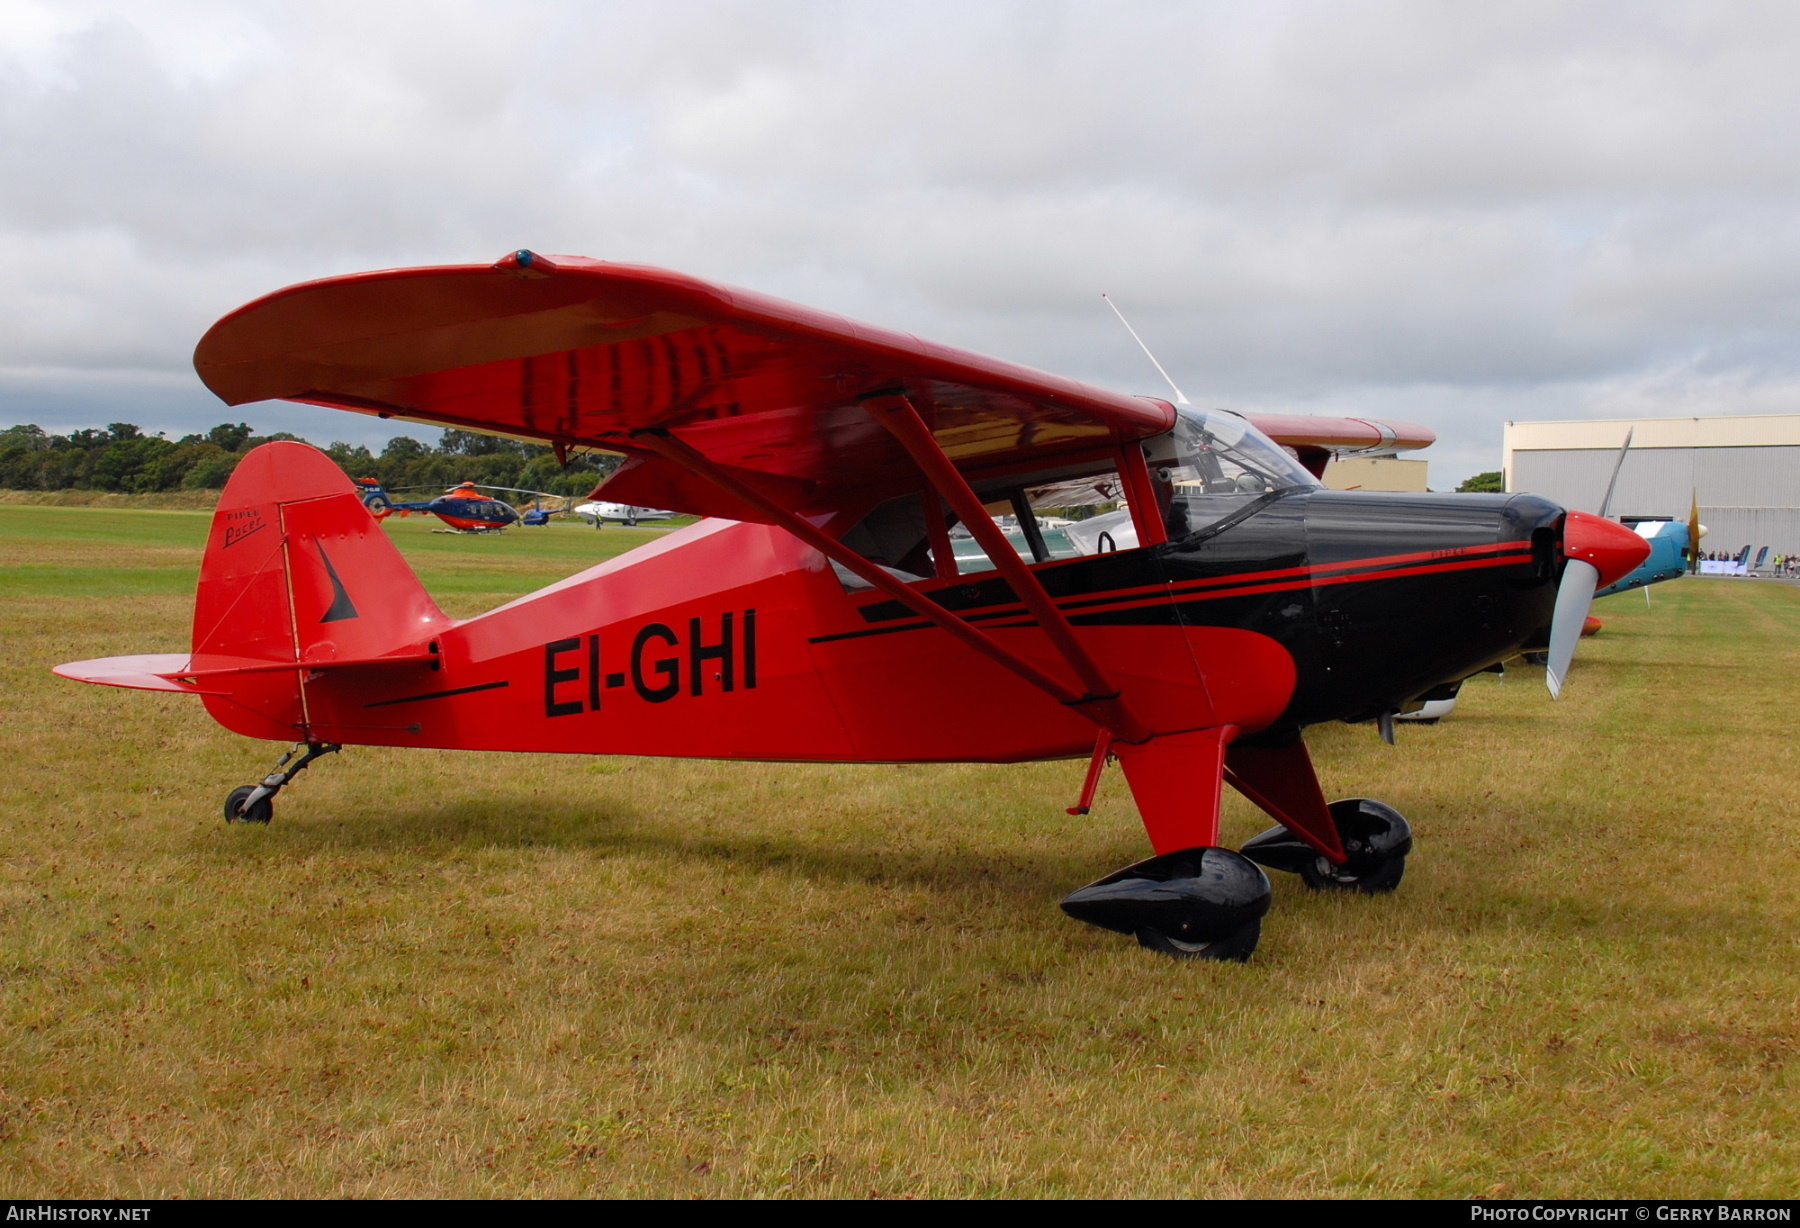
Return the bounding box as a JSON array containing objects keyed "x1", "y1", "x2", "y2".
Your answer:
[{"x1": 462, "y1": 483, "x2": 571, "y2": 500}]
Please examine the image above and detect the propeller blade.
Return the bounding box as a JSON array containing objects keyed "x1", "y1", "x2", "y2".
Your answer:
[
  {"x1": 1545, "y1": 558, "x2": 1600, "y2": 699},
  {"x1": 1687, "y1": 491, "x2": 1703, "y2": 572},
  {"x1": 1549, "y1": 510, "x2": 1652, "y2": 699},
  {"x1": 1597, "y1": 428, "x2": 1633, "y2": 519}
]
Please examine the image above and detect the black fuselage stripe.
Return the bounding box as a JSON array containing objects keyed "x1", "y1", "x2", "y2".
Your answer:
[
  {"x1": 365, "y1": 680, "x2": 510, "y2": 708},
  {"x1": 811, "y1": 623, "x2": 933, "y2": 643},
  {"x1": 851, "y1": 544, "x2": 1534, "y2": 627},
  {"x1": 815, "y1": 552, "x2": 1526, "y2": 645}
]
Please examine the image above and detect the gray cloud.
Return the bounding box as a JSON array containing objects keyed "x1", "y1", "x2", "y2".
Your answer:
[{"x1": 3, "y1": 0, "x2": 1800, "y2": 482}]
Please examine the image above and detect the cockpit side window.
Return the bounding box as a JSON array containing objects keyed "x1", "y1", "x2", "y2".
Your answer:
[
  {"x1": 832, "y1": 481, "x2": 1103, "y2": 589},
  {"x1": 1019, "y1": 468, "x2": 1136, "y2": 560}
]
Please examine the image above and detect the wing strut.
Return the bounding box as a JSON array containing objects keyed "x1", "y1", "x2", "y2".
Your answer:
[
  {"x1": 632, "y1": 429, "x2": 1139, "y2": 735},
  {"x1": 861, "y1": 393, "x2": 1151, "y2": 745}
]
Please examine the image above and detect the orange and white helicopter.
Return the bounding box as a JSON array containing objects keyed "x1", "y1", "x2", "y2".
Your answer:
[{"x1": 54, "y1": 251, "x2": 1646, "y2": 960}]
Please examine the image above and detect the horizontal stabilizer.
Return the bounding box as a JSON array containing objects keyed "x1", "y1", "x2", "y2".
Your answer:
[
  {"x1": 54, "y1": 654, "x2": 208, "y2": 693},
  {"x1": 54, "y1": 649, "x2": 438, "y2": 694}
]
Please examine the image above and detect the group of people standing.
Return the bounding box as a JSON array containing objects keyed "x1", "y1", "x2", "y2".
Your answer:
[{"x1": 1697, "y1": 550, "x2": 1797, "y2": 576}]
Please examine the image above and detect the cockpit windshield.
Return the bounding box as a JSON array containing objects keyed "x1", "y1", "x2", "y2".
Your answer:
[
  {"x1": 1141, "y1": 406, "x2": 1318, "y2": 542},
  {"x1": 1034, "y1": 407, "x2": 1318, "y2": 557},
  {"x1": 1051, "y1": 403, "x2": 1317, "y2": 550}
]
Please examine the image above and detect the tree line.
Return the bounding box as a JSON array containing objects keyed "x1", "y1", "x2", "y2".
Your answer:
[
  {"x1": 1, "y1": 419, "x2": 1512, "y2": 501},
  {"x1": 0, "y1": 422, "x2": 620, "y2": 498}
]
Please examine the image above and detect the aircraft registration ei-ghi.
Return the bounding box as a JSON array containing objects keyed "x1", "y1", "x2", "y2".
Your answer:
[{"x1": 55, "y1": 251, "x2": 1650, "y2": 961}]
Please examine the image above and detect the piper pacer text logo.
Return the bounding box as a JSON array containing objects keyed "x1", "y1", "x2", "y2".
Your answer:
[
  {"x1": 222, "y1": 507, "x2": 267, "y2": 548},
  {"x1": 543, "y1": 610, "x2": 758, "y2": 716}
]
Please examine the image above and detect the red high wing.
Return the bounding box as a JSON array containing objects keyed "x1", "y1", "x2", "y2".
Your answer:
[
  {"x1": 194, "y1": 252, "x2": 1431, "y2": 520},
  {"x1": 195, "y1": 252, "x2": 1172, "y2": 522}
]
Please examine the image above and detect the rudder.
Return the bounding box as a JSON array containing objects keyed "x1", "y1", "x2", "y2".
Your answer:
[{"x1": 194, "y1": 441, "x2": 450, "y2": 739}]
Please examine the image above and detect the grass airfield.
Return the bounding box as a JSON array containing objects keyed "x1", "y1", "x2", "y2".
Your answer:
[{"x1": 2, "y1": 503, "x2": 1798, "y2": 1199}]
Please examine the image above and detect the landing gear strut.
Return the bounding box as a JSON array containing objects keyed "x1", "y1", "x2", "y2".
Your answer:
[
  {"x1": 1242, "y1": 798, "x2": 1413, "y2": 894},
  {"x1": 1061, "y1": 847, "x2": 1272, "y2": 961},
  {"x1": 224, "y1": 741, "x2": 340, "y2": 824}
]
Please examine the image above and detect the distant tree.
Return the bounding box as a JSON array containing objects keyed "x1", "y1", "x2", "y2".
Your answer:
[
  {"x1": 208, "y1": 423, "x2": 253, "y2": 452},
  {"x1": 88, "y1": 426, "x2": 179, "y2": 492},
  {"x1": 440, "y1": 428, "x2": 534, "y2": 457},
  {"x1": 1457, "y1": 471, "x2": 1504, "y2": 493},
  {"x1": 325, "y1": 442, "x2": 378, "y2": 475},
  {"x1": 381, "y1": 436, "x2": 430, "y2": 463},
  {"x1": 142, "y1": 443, "x2": 207, "y2": 491},
  {"x1": 182, "y1": 446, "x2": 240, "y2": 489},
  {"x1": 0, "y1": 424, "x2": 47, "y2": 448}
]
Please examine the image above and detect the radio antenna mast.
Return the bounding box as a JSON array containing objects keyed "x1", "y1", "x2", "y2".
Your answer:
[{"x1": 1101, "y1": 293, "x2": 1190, "y2": 405}]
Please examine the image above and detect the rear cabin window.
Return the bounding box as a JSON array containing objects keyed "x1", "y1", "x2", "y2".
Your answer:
[
  {"x1": 832, "y1": 497, "x2": 937, "y2": 588},
  {"x1": 831, "y1": 462, "x2": 1134, "y2": 590}
]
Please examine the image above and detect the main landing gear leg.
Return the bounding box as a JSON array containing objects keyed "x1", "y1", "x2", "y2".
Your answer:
[
  {"x1": 1061, "y1": 727, "x2": 1271, "y2": 962},
  {"x1": 1231, "y1": 736, "x2": 1413, "y2": 893},
  {"x1": 224, "y1": 741, "x2": 340, "y2": 824}
]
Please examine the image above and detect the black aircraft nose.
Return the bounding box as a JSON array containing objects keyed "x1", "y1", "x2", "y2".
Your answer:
[{"x1": 1281, "y1": 489, "x2": 1563, "y2": 726}]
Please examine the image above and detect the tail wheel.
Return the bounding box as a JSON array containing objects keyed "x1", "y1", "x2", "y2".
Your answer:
[{"x1": 224, "y1": 785, "x2": 272, "y2": 825}]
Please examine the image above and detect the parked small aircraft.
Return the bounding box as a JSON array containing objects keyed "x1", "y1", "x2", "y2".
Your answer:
[
  {"x1": 55, "y1": 252, "x2": 1648, "y2": 961},
  {"x1": 572, "y1": 500, "x2": 675, "y2": 528},
  {"x1": 1589, "y1": 433, "x2": 1704, "y2": 599},
  {"x1": 1597, "y1": 519, "x2": 1698, "y2": 597}
]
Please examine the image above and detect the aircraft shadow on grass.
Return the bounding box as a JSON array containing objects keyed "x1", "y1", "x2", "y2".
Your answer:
[
  {"x1": 224, "y1": 791, "x2": 1103, "y2": 903},
  {"x1": 198, "y1": 792, "x2": 1764, "y2": 948}
]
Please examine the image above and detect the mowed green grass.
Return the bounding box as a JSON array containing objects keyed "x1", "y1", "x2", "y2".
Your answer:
[{"x1": 2, "y1": 504, "x2": 1798, "y2": 1198}]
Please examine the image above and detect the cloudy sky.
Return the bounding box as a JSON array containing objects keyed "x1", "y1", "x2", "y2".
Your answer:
[{"x1": 3, "y1": 0, "x2": 1799, "y2": 483}]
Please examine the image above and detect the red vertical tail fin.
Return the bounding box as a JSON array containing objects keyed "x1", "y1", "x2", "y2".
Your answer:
[{"x1": 193, "y1": 441, "x2": 450, "y2": 739}]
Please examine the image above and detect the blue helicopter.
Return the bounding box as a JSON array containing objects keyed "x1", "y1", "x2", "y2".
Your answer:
[{"x1": 352, "y1": 479, "x2": 568, "y2": 532}]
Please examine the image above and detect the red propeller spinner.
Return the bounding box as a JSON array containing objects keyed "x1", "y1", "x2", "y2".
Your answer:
[
  {"x1": 1545, "y1": 511, "x2": 1652, "y2": 699},
  {"x1": 1562, "y1": 511, "x2": 1651, "y2": 589}
]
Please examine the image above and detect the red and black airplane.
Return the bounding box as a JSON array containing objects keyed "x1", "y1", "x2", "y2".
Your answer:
[{"x1": 55, "y1": 251, "x2": 1649, "y2": 960}]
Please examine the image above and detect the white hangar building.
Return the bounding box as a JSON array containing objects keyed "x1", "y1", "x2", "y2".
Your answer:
[{"x1": 1504, "y1": 413, "x2": 1800, "y2": 556}]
